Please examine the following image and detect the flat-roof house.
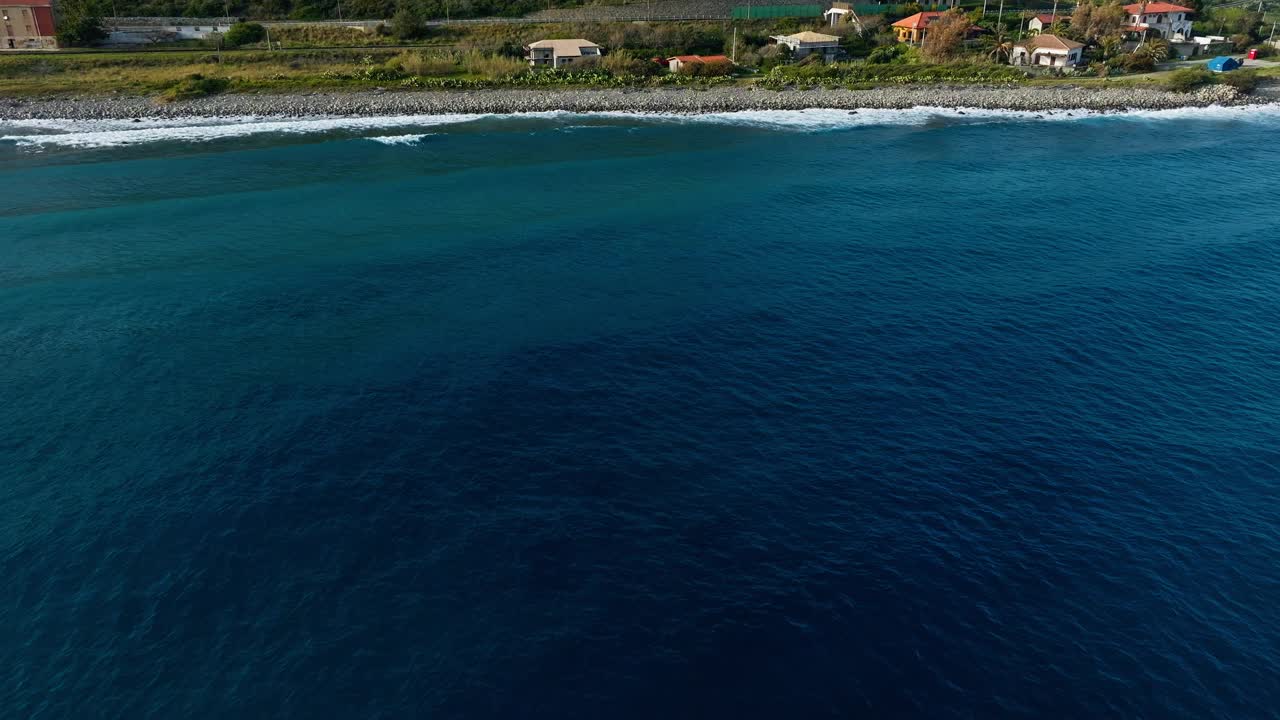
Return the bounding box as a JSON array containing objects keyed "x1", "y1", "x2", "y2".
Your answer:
[
  {"x1": 1122, "y1": 2, "x2": 1194, "y2": 41},
  {"x1": 825, "y1": 2, "x2": 853, "y2": 26},
  {"x1": 667, "y1": 54, "x2": 731, "y2": 72},
  {"x1": 0, "y1": 0, "x2": 56, "y2": 50},
  {"x1": 1011, "y1": 34, "x2": 1085, "y2": 67},
  {"x1": 1027, "y1": 14, "x2": 1067, "y2": 34},
  {"x1": 772, "y1": 31, "x2": 842, "y2": 61},
  {"x1": 525, "y1": 39, "x2": 602, "y2": 69}
]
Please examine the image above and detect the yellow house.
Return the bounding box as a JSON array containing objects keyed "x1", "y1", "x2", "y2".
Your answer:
[{"x1": 891, "y1": 11, "x2": 945, "y2": 43}]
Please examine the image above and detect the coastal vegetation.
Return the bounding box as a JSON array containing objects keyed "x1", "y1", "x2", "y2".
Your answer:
[
  {"x1": 759, "y1": 61, "x2": 1028, "y2": 89},
  {"x1": 3, "y1": 1, "x2": 1275, "y2": 100}
]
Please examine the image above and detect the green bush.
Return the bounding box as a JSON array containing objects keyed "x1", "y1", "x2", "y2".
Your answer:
[
  {"x1": 389, "y1": 51, "x2": 458, "y2": 77},
  {"x1": 759, "y1": 61, "x2": 1025, "y2": 89},
  {"x1": 224, "y1": 22, "x2": 267, "y2": 47},
  {"x1": 390, "y1": 7, "x2": 427, "y2": 41},
  {"x1": 1164, "y1": 67, "x2": 1215, "y2": 92},
  {"x1": 1120, "y1": 53, "x2": 1155, "y2": 73},
  {"x1": 1220, "y1": 68, "x2": 1258, "y2": 94},
  {"x1": 160, "y1": 74, "x2": 231, "y2": 102},
  {"x1": 867, "y1": 44, "x2": 913, "y2": 65}
]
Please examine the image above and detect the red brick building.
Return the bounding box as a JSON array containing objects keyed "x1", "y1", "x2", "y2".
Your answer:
[{"x1": 1, "y1": 0, "x2": 57, "y2": 50}]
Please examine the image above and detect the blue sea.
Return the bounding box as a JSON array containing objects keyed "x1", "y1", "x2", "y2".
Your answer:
[{"x1": 3, "y1": 105, "x2": 1280, "y2": 719}]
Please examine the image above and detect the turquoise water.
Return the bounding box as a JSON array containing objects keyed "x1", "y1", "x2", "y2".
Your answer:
[{"x1": 4, "y1": 107, "x2": 1280, "y2": 718}]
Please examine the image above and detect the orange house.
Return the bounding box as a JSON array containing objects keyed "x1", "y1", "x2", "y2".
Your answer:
[{"x1": 892, "y1": 11, "x2": 945, "y2": 43}]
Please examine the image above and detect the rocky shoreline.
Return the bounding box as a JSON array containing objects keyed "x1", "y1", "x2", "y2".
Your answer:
[{"x1": 0, "y1": 83, "x2": 1266, "y2": 120}]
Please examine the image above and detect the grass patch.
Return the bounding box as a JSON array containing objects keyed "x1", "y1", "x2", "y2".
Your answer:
[{"x1": 158, "y1": 73, "x2": 231, "y2": 102}]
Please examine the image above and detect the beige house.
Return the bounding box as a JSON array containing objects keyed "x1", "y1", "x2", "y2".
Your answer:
[
  {"x1": 771, "y1": 31, "x2": 842, "y2": 61},
  {"x1": 524, "y1": 39, "x2": 602, "y2": 69},
  {"x1": 1011, "y1": 34, "x2": 1085, "y2": 67},
  {"x1": 1, "y1": 0, "x2": 57, "y2": 50}
]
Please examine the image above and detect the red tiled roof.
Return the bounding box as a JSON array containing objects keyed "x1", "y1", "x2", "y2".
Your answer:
[
  {"x1": 892, "y1": 11, "x2": 944, "y2": 29},
  {"x1": 1034, "y1": 14, "x2": 1065, "y2": 24},
  {"x1": 668, "y1": 54, "x2": 730, "y2": 63},
  {"x1": 0, "y1": 0, "x2": 53, "y2": 6},
  {"x1": 1123, "y1": 2, "x2": 1193, "y2": 14}
]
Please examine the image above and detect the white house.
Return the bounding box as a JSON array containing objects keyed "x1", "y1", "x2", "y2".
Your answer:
[
  {"x1": 524, "y1": 38, "x2": 601, "y2": 69},
  {"x1": 102, "y1": 18, "x2": 232, "y2": 45},
  {"x1": 771, "y1": 31, "x2": 842, "y2": 61},
  {"x1": 1026, "y1": 13, "x2": 1067, "y2": 35},
  {"x1": 1011, "y1": 34, "x2": 1085, "y2": 67},
  {"x1": 1122, "y1": 2, "x2": 1194, "y2": 41},
  {"x1": 824, "y1": 2, "x2": 852, "y2": 26}
]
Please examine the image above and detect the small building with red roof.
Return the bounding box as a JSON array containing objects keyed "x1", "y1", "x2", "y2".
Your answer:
[
  {"x1": 667, "y1": 54, "x2": 731, "y2": 72},
  {"x1": 1, "y1": 0, "x2": 56, "y2": 50},
  {"x1": 1122, "y1": 2, "x2": 1194, "y2": 40},
  {"x1": 1027, "y1": 14, "x2": 1068, "y2": 35}
]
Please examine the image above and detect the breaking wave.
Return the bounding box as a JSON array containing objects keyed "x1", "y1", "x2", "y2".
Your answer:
[
  {"x1": 0, "y1": 114, "x2": 482, "y2": 148},
  {"x1": 3, "y1": 104, "x2": 1279, "y2": 149},
  {"x1": 365, "y1": 133, "x2": 434, "y2": 145}
]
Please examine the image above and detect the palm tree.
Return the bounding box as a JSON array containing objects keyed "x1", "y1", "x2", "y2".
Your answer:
[
  {"x1": 1138, "y1": 38, "x2": 1169, "y2": 62},
  {"x1": 988, "y1": 33, "x2": 1014, "y2": 62}
]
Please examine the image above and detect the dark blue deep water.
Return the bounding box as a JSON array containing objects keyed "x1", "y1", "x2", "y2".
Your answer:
[{"x1": 3, "y1": 107, "x2": 1280, "y2": 719}]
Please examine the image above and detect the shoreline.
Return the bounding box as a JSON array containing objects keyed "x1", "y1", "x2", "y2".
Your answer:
[{"x1": 0, "y1": 83, "x2": 1270, "y2": 120}]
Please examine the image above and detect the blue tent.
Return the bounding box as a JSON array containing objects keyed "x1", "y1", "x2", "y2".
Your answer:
[{"x1": 1207, "y1": 56, "x2": 1242, "y2": 72}]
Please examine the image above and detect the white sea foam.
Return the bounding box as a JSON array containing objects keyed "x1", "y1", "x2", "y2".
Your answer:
[
  {"x1": 0, "y1": 113, "x2": 483, "y2": 148},
  {"x1": 4, "y1": 104, "x2": 1279, "y2": 148},
  {"x1": 365, "y1": 133, "x2": 433, "y2": 145},
  {"x1": 586, "y1": 104, "x2": 1280, "y2": 129}
]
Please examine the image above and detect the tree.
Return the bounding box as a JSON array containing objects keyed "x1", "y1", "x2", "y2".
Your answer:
[
  {"x1": 55, "y1": 0, "x2": 106, "y2": 47},
  {"x1": 986, "y1": 29, "x2": 1013, "y2": 63},
  {"x1": 921, "y1": 9, "x2": 970, "y2": 63},
  {"x1": 1099, "y1": 33, "x2": 1123, "y2": 59},
  {"x1": 224, "y1": 21, "x2": 266, "y2": 46},
  {"x1": 1073, "y1": 0, "x2": 1125, "y2": 43},
  {"x1": 390, "y1": 4, "x2": 426, "y2": 40},
  {"x1": 1136, "y1": 37, "x2": 1169, "y2": 62}
]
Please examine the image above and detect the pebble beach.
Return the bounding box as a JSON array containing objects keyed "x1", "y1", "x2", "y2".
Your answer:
[{"x1": 0, "y1": 82, "x2": 1264, "y2": 120}]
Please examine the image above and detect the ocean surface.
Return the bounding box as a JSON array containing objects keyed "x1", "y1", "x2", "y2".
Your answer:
[{"x1": 3, "y1": 106, "x2": 1280, "y2": 719}]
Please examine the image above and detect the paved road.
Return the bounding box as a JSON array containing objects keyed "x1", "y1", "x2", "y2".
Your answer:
[{"x1": 1164, "y1": 55, "x2": 1280, "y2": 69}]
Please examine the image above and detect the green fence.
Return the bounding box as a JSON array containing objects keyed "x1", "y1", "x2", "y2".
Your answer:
[
  {"x1": 730, "y1": 3, "x2": 954, "y2": 19},
  {"x1": 731, "y1": 4, "x2": 824, "y2": 19}
]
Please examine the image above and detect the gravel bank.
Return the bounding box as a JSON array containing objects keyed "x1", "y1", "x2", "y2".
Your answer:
[{"x1": 0, "y1": 83, "x2": 1264, "y2": 120}]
